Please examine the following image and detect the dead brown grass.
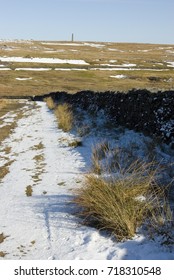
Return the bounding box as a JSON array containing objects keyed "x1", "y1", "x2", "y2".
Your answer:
[
  {"x1": 54, "y1": 103, "x2": 73, "y2": 132},
  {"x1": 0, "y1": 41, "x2": 174, "y2": 96},
  {"x1": 0, "y1": 99, "x2": 8, "y2": 110},
  {"x1": 0, "y1": 233, "x2": 8, "y2": 244},
  {"x1": 0, "y1": 233, "x2": 8, "y2": 257},
  {"x1": 0, "y1": 160, "x2": 15, "y2": 181},
  {"x1": 32, "y1": 142, "x2": 44, "y2": 150},
  {"x1": 44, "y1": 96, "x2": 56, "y2": 110},
  {"x1": 31, "y1": 152, "x2": 45, "y2": 184},
  {"x1": 33, "y1": 154, "x2": 44, "y2": 162},
  {"x1": 0, "y1": 251, "x2": 7, "y2": 257},
  {"x1": 0, "y1": 123, "x2": 16, "y2": 143},
  {"x1": 0, "y1": 101, "x2": 26, "y2": 180},
  {"x1": 74, "y1": 162, "x2": 173, "y2": 241},
  {"x1": 0, "y1": 101, "x2": 25, "y2": 144},
  {"x1": 25, "y1": 185, "x2": 33, "y2": 196},
  {"x1": 0, "y1": 165, "x2": 9, "y2": 181}
]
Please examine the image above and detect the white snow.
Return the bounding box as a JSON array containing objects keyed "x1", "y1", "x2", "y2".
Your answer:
[
  {"x1": 0, "y1": 56, "x2": 89, "y2": 65},
  {"x1": 41, "y1": 42, "x2": 105, "y2": 48},
  {"x1": 44, "y1": 50, "x2": 65, "y2": 53},
  {"x1": 15, "y1": 68, "x2": 52, "y2": 71},
  {"x1": 91, "y1": 67, "x2": 169, "y2": 71},
  {"x1": 109, "y1": 59, "x2": 117, "y2": 63},
  {"x1": 16, "y1": 77, "x2": 32, "y2": 81},
  {"x1": 110, "y1": 75, "x2": 127, "y2": 79},
  {"x1": 138, "y1": 50, "x2": 149, "y2": 53},
  {"x1": 100, "y1": 64, "x2": 118, "y2": 67},
  {"x1": 0, "y1": 68, "x2": 11, "y2": 71},
  {"x1": 122, "y1": 63, "x2": 136, "y2": 67},
  {"x1": 0, "y1": 102, "x2": 174, "y2": 260},
  {"x1": 108, "y1": 48, "x2": 125, "y2": 52},
  {"x1": 83, "y1": 42, "x2": 105, "y2": 48},
  {"x1": 0, "y1": 39, "x2": 32, "y2": 44},
  {"x1": 54, "y1": 68, "x2": 87, "y2": 71},
  {"x1": 91, "y1": 67, "x2": 133, "y2": 71},
  {"x1": 166, "y1": 50, "x2": 174, "y2": 54},
  {"x1": 41, "y1": 42, "x2": 84, "y2": 46},
  {"x1": 98, "y1": 63, "x2": 136, "y2": 68},
  {"x1": 166, "y1": 61, "x2": 174, "y2": 67}
]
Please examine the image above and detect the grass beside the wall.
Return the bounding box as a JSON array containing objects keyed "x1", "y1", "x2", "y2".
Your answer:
[{"x1": 54, "y1": 103, "x2": 73, "y2": 132}]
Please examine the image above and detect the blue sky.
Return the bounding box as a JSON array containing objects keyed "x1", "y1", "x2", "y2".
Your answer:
[{"x1": 1, "y1": 0, "x2": 174, "y2": 44}]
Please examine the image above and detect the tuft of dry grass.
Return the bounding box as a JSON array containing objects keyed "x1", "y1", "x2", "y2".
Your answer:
[
  {"x1": 0, "y1": 99, "x2": 8, "y2": 110},
  {"x1": 91, "y1": 141, "x2": 111, "y2": 174},
  {"x1": 0, "y1": 160, "x2": 15, "y2": 181},
  {"x1": 44, "y1": 96, "x2": 56, "y2": 110},
  {"x1": 73, "y1": 161, "x2": 173, "y2": 241},
  {"x1": 32, "y1": 142, "x2": 44, "y2": 150},
  {"x1": 33, "y1": 154, "x2": 44, "y2": 162},
  {"x1": 54, "y1": 103, "x2": 73, "y2": 132},
  {"x1": 0, "y1": 233, "x2": 8, "y2": 244},
  {"x1": 0, "y1": 251, "x2": 7, "y2": 257},
  {"x1": 0, "y1": 165, "x2": 9, "y2": 181},
  {"x1": 0, "y1": 233, "x2": 8, "y2": 257},
  {"x1": 25, "y1": 185, "x2": 33, "y2": 196}
]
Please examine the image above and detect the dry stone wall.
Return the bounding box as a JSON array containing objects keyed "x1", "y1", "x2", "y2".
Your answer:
[{"x1": 40, "y1": 89, "x2": 174, "y2": 147}]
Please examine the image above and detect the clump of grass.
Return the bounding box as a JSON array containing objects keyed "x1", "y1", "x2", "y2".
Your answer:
[
  {"x1": 44, "y1": 96, "x2": 56, "y2": 110},
  {"x1": 91, "y1": 154, "x2": 102, "y2": 175},
  {"x1": 0, "y1": 251, "x2": 7, "y2": 257},
  {"x1": 3, "y1": 146, "x2": 11, "y2": 155},
  {"x1": 0, "y1": 160, "x2": 15, "y2": 181},
  {"x1": 93, "y1": 141, "x2": 110, "y2": 160},
  {"x1": 0, "y1": 165, "x2": 9, "y2": 181},
  {"x1": 54, "y1": 103, "x2": 73, "y2": 132},
  {"x1": 32, "y1": 142, "x2": 44, "y2": 150},
  {"x1": 0, "y1": 233, "x2": 8, "y2": 244},
  {"x1": 0, "y1": 99, "x2": 8, "y2": 110},
  {"x1": 58, "y1": 181, "x2": 66, "y2": 186},
  {"x1": 25, "y1": 185, "x2": 33, "y2": 196},
  {"x1": 33, "y1": 154, "x2": 44, "y2": 162},
  {"x1": 91, "y1": 141, "x2": 110, "y2": 174},
  {"x1": 73, "y1": 162, "x2": 173, "y2": 241}
]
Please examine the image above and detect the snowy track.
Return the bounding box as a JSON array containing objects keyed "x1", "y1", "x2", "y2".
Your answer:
[{"x1": 0, "y1": 102, "x2": 173, "y2": 260}]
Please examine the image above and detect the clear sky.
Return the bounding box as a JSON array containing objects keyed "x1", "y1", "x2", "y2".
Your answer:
[{"x1": 1, "y1": 0, "x2": 174, "y2": 44}]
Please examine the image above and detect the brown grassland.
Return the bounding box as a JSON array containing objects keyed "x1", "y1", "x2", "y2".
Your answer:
[{"x1": 0, "y1": 40, "x2": 174, "y2": 97}]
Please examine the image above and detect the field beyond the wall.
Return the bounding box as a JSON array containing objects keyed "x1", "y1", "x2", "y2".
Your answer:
[{"x1": 0, "y1": 39, "x2": 174, "y2": 97}]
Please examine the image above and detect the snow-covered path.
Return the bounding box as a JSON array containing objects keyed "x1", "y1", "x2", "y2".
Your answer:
[
  {"x1": 0, "y1": 102, "x2": 173, "y2": 260},
  {"x1": 0, "y1": 101, "x2": 86, "y2": 259}
]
